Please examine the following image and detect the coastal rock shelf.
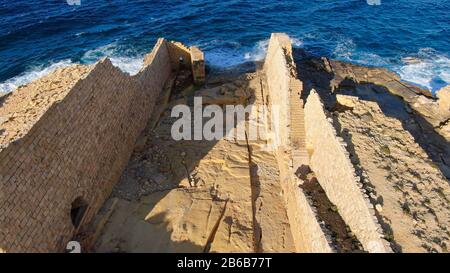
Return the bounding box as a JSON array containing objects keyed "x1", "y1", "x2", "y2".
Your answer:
[{"x1": 0, "y1": 33, "x2": 448, "y2": 253}]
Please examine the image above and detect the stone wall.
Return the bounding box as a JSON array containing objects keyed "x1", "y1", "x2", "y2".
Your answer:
[
  {"x1": 328, "y1": 60, "x2": 450, "y2": 141},
  {"x1": 0, "y1": 39, "x2": 173, "y2": 252},
  {"x1": 190, "y1": 46, "x2": 205, "y2": 85},
  {"x1": 304, "y1": 90, "x2": 390, "y2": 253},
  {"x1": 278, "y1": 155, "x2": 333, "y2": 253},
  {"x1": 263, "y1": 33, "x2": 294, "y2": 150},
  {"x1": 166, "y1": 41, "x2": 192, "y2": 71},
  {"x1": 263, "y1": 33, "x2": 332, "y2": 252}
]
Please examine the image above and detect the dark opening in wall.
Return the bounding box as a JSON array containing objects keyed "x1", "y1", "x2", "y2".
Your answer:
[{"x1": 70, "y1": 197, "x2": 88, "y2": 229}]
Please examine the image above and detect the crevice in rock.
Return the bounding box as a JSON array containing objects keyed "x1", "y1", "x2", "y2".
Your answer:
[
  {"x1": 244, "y1": 130, "x2": 262, "y2": 253},
  {"x1": 203, "y1": 198, "x2": 229, "y2": 253},
  {"x1": 259, "y1": 77, "x2": 265, "y2": 106},
  {"x1": 437, "y1": 117, "x2": 450, "y2": 130}
]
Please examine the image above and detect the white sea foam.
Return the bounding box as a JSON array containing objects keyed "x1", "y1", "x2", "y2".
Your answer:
[
  {"x1": 196, "y1": 39, "x2": 245, "y2": 67},
  {"x1": 0, "y1": 43, "x2": 145, "y2": 94},
  {"x1": 109, "y1": 56, "x2": 143, "y2": 75},
  {"x1": 4, "y1": 41, "x2": 448, "y2": 96},
  {"x1": 243, "y1": 37, "x2": 302, "y2": 63},
  {"x1": 333, "y1": 38, "x2": 388, "y2": 67},
  {"x1": 205, "y1": 47, "x2": 246, "y2": 67},
  {"x1": 244, "y1": 39, "x2": 269, "y2": 62},
  {"x1": 290, "y1": 37, "x2": 303, "y2": 47},
  {"x1": 396, "y1": 48, "x2": 450, "y2": 92},
  {"x1": 333, "y1": 39, "x2": 450, "y2": 92},
  {"x1": 82, "y1": 43, "x2": 144, "y2": 75},
  {"x1": 333, "y1": 38, "x2": 356, "y2": 60},
  {"x1": 0, "y1": 59, "x2": 73, "y2": 94}
]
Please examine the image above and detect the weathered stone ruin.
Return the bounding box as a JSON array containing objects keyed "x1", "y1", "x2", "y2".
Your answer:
[{"x1": 0, "y1": 33, "x2": 449, "y2": 253}]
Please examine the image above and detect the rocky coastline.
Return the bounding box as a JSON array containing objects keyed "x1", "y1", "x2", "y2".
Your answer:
[{"x1": 1, "y1": 35, "x2": 449, "y2": 253}]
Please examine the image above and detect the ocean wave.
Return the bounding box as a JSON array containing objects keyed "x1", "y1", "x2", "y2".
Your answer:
[
  {"x1": 0, "y1": 59, "x2": 73, "y2": 94},
  {"x1": 199, "y1": 40, "x2": 246, "y2": 67},
  {"x1": 0, "y1": 44, "x2": 144, "y2": 93},
  {"x1": 333, "y1": 38, "x2": 389, "y2": 67},
  {"x1": 395, "y1": 48, "x2": 450, "y2": 92},
  {"x1": 0, "y1": 36, "x2": 304, "y2": 92},
  {"x1": 208, "y1": 37, "x2": 303, "y2": 68},
  {"x1": 244, "y1": 37, "x2": 303, "y2": 61},
  {"x1": 333, "y1": 38, "x2": 356, "y2": 60},
  {"x1": 81, "y1": 43, "x2": 144, "y2": 75},
  {"x1": 2, "y1": 41, "x2": 448, "y2": 96},
  {"x1": 109, "y1": 56, "x2": 144, "y2": 75},
  {"x1": 290, "y1": 37, "x2": 303, "y2": 47},
  {"x1": 206, "y1": 38, "x2": 269, "y2": 68},
  {"x1": 331, "y1": 38, "x2": 450, "y2": 92},
  {"x1": 204, "y1": 48, "x2": 245, "y2": 68},
  {"x1": 244, "y1": 39, "x2": 269, "y2": 62}
]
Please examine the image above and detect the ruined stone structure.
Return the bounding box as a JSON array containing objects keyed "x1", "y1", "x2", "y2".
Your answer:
[
  {"x1": 0, "y1": 38, "x2": 204, "y2": 252},
  {"x1": 304, "y1": 90, "x2": 389, "y2": 252},
  {"x1": 262, "y1": 33, "x2": 332, "y2": 252},
  {"x1": 1, "y1": 33, "x2": 448, "y2": 253},
  {"x1": 190, "y1": 46, "x2": 206, "y2": 85}
]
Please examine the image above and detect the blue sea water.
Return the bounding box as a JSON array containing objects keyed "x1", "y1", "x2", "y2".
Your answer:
[{"x1": 0, "y1": 0, "x2": 449, "y2": 94}]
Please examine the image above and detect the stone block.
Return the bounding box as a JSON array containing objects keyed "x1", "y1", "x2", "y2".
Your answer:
[{"x1": 189, "y1": 46, "x2": 205, "y2": 85}]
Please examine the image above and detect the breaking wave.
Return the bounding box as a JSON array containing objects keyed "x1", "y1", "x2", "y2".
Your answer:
[
  {"x1": 333, "y1": 38, "x2": 389, "y2": 67},
  {"x1": 0, "y1": 60, "x2": 73, "y2": 94},
  {"x1": 206, "y1": 37, "x2": 302, "y2": 68},
  {"x1": 1, "y1": 41, "x2": 449, "y2": 96},
  {"x1": 1, "y1": 0, "x2": 449, "y2": 95},
  {"x1": 395, "y1": 48, "x2": 450, "y2": 92},
  {"x1": 199, "y1": 40, "x2": 249, "y2": 67},
  {"x1": 0, "y1": 44, "x2": 144, "y2": 94},
  {"x1": 81, "y1": 43, "x2": 144, "y2": 75},
  {"x1": 333, "y1": 39, "x2": 450, "y2": 93},
  {"x1": 244, "y1": 39, "x2": 269, "y2": 62}
]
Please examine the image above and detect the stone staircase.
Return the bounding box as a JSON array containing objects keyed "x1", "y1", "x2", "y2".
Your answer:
[{"x1": 289, "y1": 78, "x2": 309, "y2": 168}]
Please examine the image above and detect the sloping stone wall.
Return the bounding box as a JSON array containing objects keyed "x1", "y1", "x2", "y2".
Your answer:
[
  {"x1": 263, "y1": 33, "x2": 293, "y2": 150},
  {"x1": 0, "y1": 39, "x2": 173, "y2": 252},
  {"x1": 263, "y1": 33, "x2": 332, "y2": 252},
  {"x1": 304, "y1": 90, "x2": 390, "y2": 253},
  {"x1": 283, "y1": 175, "x2": 334, "y2": 252}
]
